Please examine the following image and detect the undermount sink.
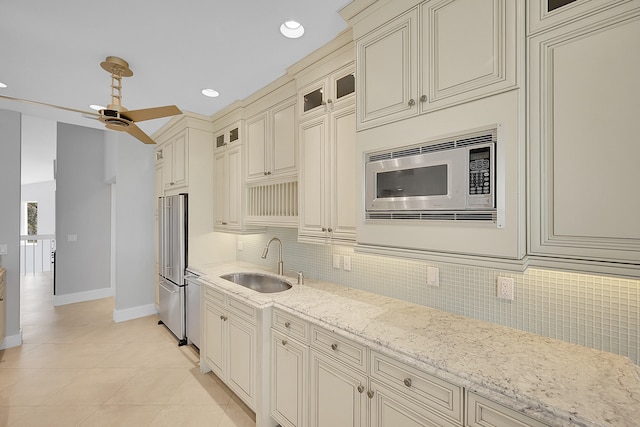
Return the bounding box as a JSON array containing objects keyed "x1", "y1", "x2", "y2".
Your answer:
[{"x1": 220, "y1": 272, "x2": 292, "y2": 293}]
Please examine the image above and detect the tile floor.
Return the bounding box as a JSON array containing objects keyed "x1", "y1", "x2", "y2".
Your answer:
[{"x1": 0, "y1": 273, "x2": 256, "y2": 427}]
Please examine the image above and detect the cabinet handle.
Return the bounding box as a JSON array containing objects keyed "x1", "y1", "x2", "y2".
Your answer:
[
  {"x1": 408, "y1": 98, "x2": 415, "y2": 106},
  {"x1": 419, "y1": 95, "x2": 427, "y2": 103},
  {"x1": 281, "y1": 339, "x2": 288, "y2": 346},
  {"x1": 357, "y1": 385, "x2": 364, "y2": 393},
  {"x1": 331, "y1": 343, "x2": 338, "y2": 351},
  {"x1": 367, "y1": 390, "x2": 375, "y2": 399},
  {"x1": 284, "y1": 321, "x2": 291, "y2": 328},
  {"x1": 403, "y1": 378, "x2": 412, "y2": 387},
  {"x1": 221, "y1": 222, "x2": 228, "y2": 225},
  {"x1": 170, "y1": 182, "x2": 175, "y2": 186}
]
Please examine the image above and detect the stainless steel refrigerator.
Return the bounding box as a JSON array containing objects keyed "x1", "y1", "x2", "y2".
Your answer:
[{"x1": 158, "y1": 193, "x2": 188, "y2": 345}]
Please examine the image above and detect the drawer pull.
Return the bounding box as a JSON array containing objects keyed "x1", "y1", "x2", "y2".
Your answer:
[
  {"x1": 282, "y1": 339, "x2": 288, "y2": 346},
  {"x1": 357, "y1": 385, "x2": 364, "y2": 393},
  {"x1": 367, "y1": 390, "x2": 375, "y2": 399},
  {"x1": 331, "y1": 343, "x2": 338, "y2": 351},
  {"x1": 404, "y1": 378, "x2": 412, "y2": 387},
  {"x1": 284, "y1": 321, "x2": 291, "y2": 328}
]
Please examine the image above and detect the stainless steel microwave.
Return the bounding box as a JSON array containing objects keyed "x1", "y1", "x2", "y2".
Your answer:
[{"x1": 365, "y1": 128, "x2": 498, "y2": 218}]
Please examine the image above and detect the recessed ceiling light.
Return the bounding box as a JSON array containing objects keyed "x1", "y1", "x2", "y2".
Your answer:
[
  {"x1": 89, "y1": 104, "x2": 105, "y2": 111},
  {"x1": 0, "y1": 82, "x2": 7, "y2": 88},
  {"x1": 202, "y1": 89, "x2": 220, "y2": 98},
  {"x1": 280, "y1": 20, "x2": 304, "y2": 39}
]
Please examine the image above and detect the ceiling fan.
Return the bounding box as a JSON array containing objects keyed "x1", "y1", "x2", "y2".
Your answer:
[
  {"x1": 0, "y1": 56, "x2": 182, "y2": 145},
  {"x1": 94, "y1": 56, "x2": 182, "y2": 144}
]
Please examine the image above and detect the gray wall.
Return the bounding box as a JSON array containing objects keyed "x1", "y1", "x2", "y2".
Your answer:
[
  {"x1": 55, "y1": 123, "x2": 111, "y2": 295},
  {"x1": 0, "y1": 110, "x2": 22, "y2": 344},
  {"x1": 114, "y1": 132, "x2": 155, "y2": 314}
]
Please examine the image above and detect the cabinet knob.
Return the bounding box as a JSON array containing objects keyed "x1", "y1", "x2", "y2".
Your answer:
[
  {"x1": 408, "y1": 98, "x2": 415, "y2": 106},
  {"x1": 220, "y1": 315, "x2": 227, "y2": 321},
  {"x1": 404, "y1": 378, "x2": 412, "y2": 387},
  {"x1": 327, "y1": 228, "x2": 333, "y2": 233},
  {"x1": 281, "y1": 339, "x2": 288, "y2": 346},
  {"x1": 367, "y1": 390, "x2": 375, "y2": 399},
  {"x1": 170, "y1": 182, "x2": 175, "y2": 186},
  {"x1": 419, "y1": 95, "x2": 427, "y2": 103},
  {"x1": 284, "y1": 321, "x2": 291, "y2": 328},
  {"x1": 221, "y1": 222, "x2": 228, "y2": 225},
  {"x1": 322, "y1": 227, "x2": 327, "y2": 232},
  {"x1": 267, "y1": 171, "x2": 272, "y2": 175},
  {"x1": 357, "y1": 385, "x2": 364, "y2": 393},
  {"x1": 264, "y1": 172, "x2": 268, "y2": 176},
  {"x1": 331, "y1": 343, "x2": 338, "y2": 351}
]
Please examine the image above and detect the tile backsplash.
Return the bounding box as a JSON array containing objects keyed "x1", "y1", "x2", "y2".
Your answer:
[{"x1": 237, "y1": 227, "x2": 640, "y2": 365}]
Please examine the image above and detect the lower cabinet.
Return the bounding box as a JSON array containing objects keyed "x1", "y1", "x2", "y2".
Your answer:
[
  {"x1": 271, "y1": 329, "x2": 308, "y2": 427},
  {"x1": 466, "y1": 392, "x2": 550, "y2": 427},
  {"x1": 202, "y1": 286, "x2": 257, "y2": 409}
]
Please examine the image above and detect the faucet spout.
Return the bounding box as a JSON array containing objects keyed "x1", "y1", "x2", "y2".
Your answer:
[{"x1": 262, "y1": 237, "x2": 283, "y2": 275}]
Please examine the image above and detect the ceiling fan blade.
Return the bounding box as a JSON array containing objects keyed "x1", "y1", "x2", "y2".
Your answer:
[
  {"x1": 121, "y1": 105, "x2": 182, "y2": 123},
  {"x1": 0, "y1": 94, "x2": 99, "y2": 117},
  {"x1": 125, "y1": 123, "x2": 156, "y2": 145}
]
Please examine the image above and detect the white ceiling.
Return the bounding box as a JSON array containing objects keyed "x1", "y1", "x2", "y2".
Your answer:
[{"x1": 0, "y1": 0, "x2": 351, "y2": 139}]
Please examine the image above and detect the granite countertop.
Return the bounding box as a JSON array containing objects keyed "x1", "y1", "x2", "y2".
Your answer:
[{"x1": 192, "y1": 261, "x2": 640, "y2": 427}]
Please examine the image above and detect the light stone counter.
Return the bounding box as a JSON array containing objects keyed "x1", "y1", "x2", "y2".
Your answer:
[{"x1": 193, "y1": 261, "x2": 640, "y2": 427}]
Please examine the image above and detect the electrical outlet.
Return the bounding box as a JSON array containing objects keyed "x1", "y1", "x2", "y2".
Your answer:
[
  {"x1": 237, "y1": 240, "x2": 244, "y2": 251},
  {"x1": 426, "y1": 266, "x2": 439, "y2": 287},
  {"x1": 67, "y1": 234, "x2": 77, "y2": 242},
  {"x1": 332, "y1": 254, "x2": 341, "y2": 269},
  {"x1": 343, "y1": 256, "x2": 352, "y2": 271},
  {"x1": 0, "y1": 244, "x2": 7, "y2": 255},
  {"x1": 497, "y1": 277, "x2": 514, "y2": 300}
]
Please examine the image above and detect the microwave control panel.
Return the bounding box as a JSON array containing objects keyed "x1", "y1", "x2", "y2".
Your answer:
[{"x1": 468, "y1": 146, "x2": 492, "y2": 196}]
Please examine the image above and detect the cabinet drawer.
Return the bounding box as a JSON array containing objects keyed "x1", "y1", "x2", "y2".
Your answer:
[
  {"x1": 466, "y1": 392, "x2": 550, "y2": 427},
  {"x1": 227, "y1": 296, "x2": 257, "y2": 324},
  {"x1": 204, "y1": 285, "x2": 225, "y2": 306},
  {"x1": 310, "y1": 325, "x2": 367, "y2": 372},
  {"x1": 371, "y1": 351, "x2": 463, "y2": 424},
  {"x1": 272, "y1": 309, "x2": 308, "y2": 343}
]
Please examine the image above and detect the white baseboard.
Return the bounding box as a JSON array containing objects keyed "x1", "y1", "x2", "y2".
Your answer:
[
  {"x1": 53, "y1": 287, "x2": 114, "y2": 306},
  {"x1": 0, "y1": 329, "x2": 23, "y2": 350},
  {"x1": 113, "y1": 303, "x2": 158, "y2": 323}
]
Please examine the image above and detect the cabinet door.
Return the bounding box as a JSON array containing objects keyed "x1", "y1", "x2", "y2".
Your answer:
[
  {"x1": 329, "y1": 105, "x2": 357, "y2": 242},
  {"x1": 214, "y1": 151, "x2": 228, "y2": 227},
  {"x1": 356, "y1": 8, "x2": 418, "y2": 129},
  {"x1": 246, "y1": 112, "x2": 268, "y2": 180},
  {"x1": 203, "y1": 300, "x2": 226, "y2": 378},
  {"x1": 528, "y1": 10, "x2": 640, "y2": 266},
  {"x1": 421, "y1": 0, "x2": 515, "y2": 112},
  {"x1": 271, "y1": 329, "x2": 308, "y2": 427},
  {"x1": 227, "y1": 315, "x2": 256, "y2": 408},
  {"x1": 227, "y1": 147, "x2": 242, "y2": 228},
  {"x1": 299, "y1": 116, "x2": 328, "y2": 239},
  {"x1": 370, "y1": 381, "x2": 458, "y2": 427},
  {"x1": 164, "y1": 130, "x2": 188, "y2": 189},
  {"x1": 309, "y1": 350, "x2": 367, "y2": 427},
  {"x1": 272, "y1": 100, "x2": 297, "y2": 178}
]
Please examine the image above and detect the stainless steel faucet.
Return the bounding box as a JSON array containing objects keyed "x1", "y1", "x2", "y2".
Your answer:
[{"x1": 261, "y1": 237, "x2": 283, "y2": 275}]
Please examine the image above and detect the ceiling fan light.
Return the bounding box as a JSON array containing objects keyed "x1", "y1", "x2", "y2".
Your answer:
[
  {"x1": 0, "y1": 82, "x2": 7, "y2": 88},
  {"x1": 90, "y1": 104, "x2": 105, "y2": 111},
  {"x1": 201, "y1": 88, "x2": 220, "y2": 98},
  {"x1": 280, "y1": 20, "x2": 304, "y2": 39}
]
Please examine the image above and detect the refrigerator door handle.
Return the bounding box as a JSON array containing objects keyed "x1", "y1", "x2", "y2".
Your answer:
[{"x1": 159, "y1": 281, "x2": 180, "y2": 295}]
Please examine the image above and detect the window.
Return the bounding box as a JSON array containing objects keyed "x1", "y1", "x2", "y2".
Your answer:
[{"x1": 26, "y1": 201, "x2": 38, "y2": 243}]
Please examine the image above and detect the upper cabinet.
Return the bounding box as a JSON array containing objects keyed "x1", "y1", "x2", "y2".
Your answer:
[
  {"x1": 355, "y1": 0, "x2": 519, "y2": 130},
  {"x1": 214, "y1": 123, "x2": 240, "y2": 151},
  {"x1": 527, "y1": 1, "x2": 640, "y2": 277},
  {"x1": 527, "y1": 0, "x2": 632, "y2": 34},
  {"x1": 298, "y1": 64, "x2": 356, "y2": 120},
  {"x1": 246, "y1": 97, "x2": 297, "y2": 182},
  {"x1": 161, "y1": 129, "x2": 188, "y2": 190}
]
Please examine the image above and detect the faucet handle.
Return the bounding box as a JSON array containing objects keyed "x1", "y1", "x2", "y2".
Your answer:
[{"x1": 287, "y1": 270, "x2": 304, "y2": 285}]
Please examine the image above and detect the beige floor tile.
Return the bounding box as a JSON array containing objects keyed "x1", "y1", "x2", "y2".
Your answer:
[
  {"x1": 5, "y1": 405, "x2": 99, "y2": 427},
  {"x1": 169, "y1": 367, "x2": 234, "y2": 406},
  {"x1": 0, "y1": 368, "x2": 88, "y2": 405},
  {"x1": 219, "y1": 401, "x2": 257, "y2": 427},
  {"x1": 44, "y1": 367, "x2": 138, "y2": 405},
  {"x1": 104, "y1": 368, "x2": 191, "y2": 405},
  {"x1": 149, "y1": 404, "x2": 227, "y2": 427},
  {"x1": 77, "y1": 405, "x2": 162, "y2": 427}
]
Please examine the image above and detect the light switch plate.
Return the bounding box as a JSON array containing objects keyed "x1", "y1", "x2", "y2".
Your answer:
[
  {"x1": 332, "y1": 254, "x2": 341, "y2": 269},
  {"x1": 344, "y1": 256, "x2": 352, "y2": 271},
  {"x1": 427, "y1": 266, "x2": 439, "y2": 287},
  {"x1": 237, "y1": 240, "x2": 244, "y2": 251},
  {"x1": 0, "y1": 244, "x2": 7, "y2": 255},
  {"x1": 67, "y1": 234, "x2": 78, "y2": 242}
]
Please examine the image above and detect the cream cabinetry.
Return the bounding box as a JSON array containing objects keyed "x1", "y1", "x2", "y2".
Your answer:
[
  {"x1": 160, "y1": 129, "x2": 188, "y2": 190},
  {"x1": 214, "y1": 146, "x2": 243, "y2": 231},
  {"x1": 270, "y1": 309, "x2": 309, "y2": 427},
  {"x1": 466, "y1": 392, "x2": 550, "y2": 427},
  {"x1": 0, "y1": 268, "x2": 6, "y2": 344},
  {"x1": 527, "y1": 1, "x2": 640, "y2": 276},
  {"x1": 214, "y1": 122, "x2": 240, "y2": 151},
  {"x1": 202, "y1": 286, "x2": 257, "y2": 409},
  {"x1": 298, "y1": 64, "x2": 355, "y2": 120},
  {"x1": 355, "y1": 0, "x2": 519, "y2": 130},
  {"x1": 299, "y1": 103, "x2": 356, "y2": 244},
  {"x1": 246, "y1": 97, "x2": 297, "y2": 182}
]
